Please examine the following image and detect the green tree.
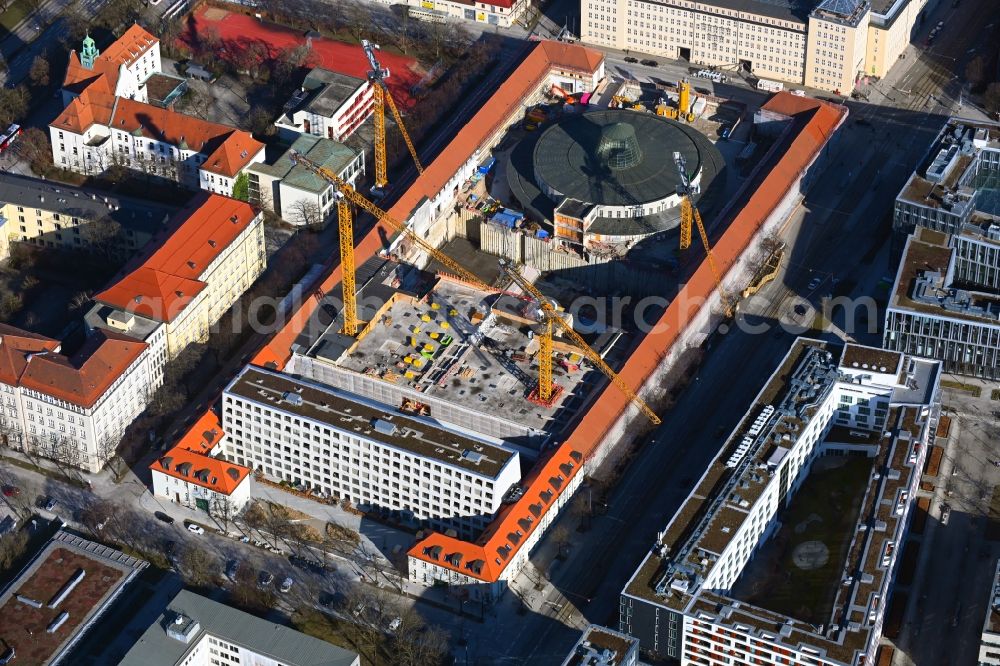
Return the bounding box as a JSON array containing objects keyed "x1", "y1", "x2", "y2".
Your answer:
[{"x1": 232, "y1": 172, "x2": 250, "y2": 201}]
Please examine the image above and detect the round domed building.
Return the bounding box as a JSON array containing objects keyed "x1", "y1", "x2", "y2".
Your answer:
[{"x1": 505, "y1": 109, "x2": 725, "y2": 250}]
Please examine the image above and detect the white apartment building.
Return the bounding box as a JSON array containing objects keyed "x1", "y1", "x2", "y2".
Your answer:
[
  {"x1": 119, "y1": 590, "x2": 360, "y2": 666},
  {"x1": 91, "y1": 193, "x2": 266, "y2": 360},
  {"x1": 0, "y1": 325, "x2": 162, "y2": 473},
  {"x1": 582, "y1": 0, "x2": 930, "y2": 93},
  {"x1": 151, "y1": 410, "x2": 253, "y2": 513},
  {"x1": 274, "y1": 68, "x2": 373, "y2": 142},
  {"x1": 619, "y1": 339, "x2": 941, "y2": 664},
  {"x1": 220, "y1": 366, "x2": 522, "y2": 539},
  {"x1": 246, "y1": 134, "x2": 365, "y2": 227}
]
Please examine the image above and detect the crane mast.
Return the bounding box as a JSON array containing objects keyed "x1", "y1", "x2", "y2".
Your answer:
[
  {"x1": 362, "y1": 40, "x2": 424, "y2": 190},
  {"x1": 674, "y1": 152, "x2": 734, "y2": 318},
  {"x1": 289, "y1": 152, "x2": 659, "y2": 425},
  {"x1": 499, "y1": 260, "x2": 661, "y2": 425}
]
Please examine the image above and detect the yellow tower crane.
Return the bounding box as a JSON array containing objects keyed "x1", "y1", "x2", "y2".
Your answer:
[
  {"x1": 675, "y1": 151, "x2": 734, "y2": 317},
  {"x1": 362, "y1": 40, "x2": 424, "y2": 190},
  {"x1": 289, "y1": 152, "x2": 661, "y2": 425},
  {"x1": 499, "y1": 260, "x2": 661, "y2": 425}
]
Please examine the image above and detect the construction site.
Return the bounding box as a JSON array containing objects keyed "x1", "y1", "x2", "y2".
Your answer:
[{"x1": 243, "y1": 39, "x2": 848, "y2": 599}]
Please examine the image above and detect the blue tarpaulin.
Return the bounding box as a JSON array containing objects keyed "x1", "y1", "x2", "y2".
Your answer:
[
  {"x1": 478, "y1": 157, "x2": 496, "y2": 174},
  {"x1": 491, "y1": 212, "x2": 519, "y2": 228},
  {"x1": 536, "y1": 229, "x2": 550, "y2": 239}
]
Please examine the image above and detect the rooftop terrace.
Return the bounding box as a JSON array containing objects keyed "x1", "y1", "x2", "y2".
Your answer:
[
  {"x1": 228, "y1": 366, "x2": 517, "y2": 478},
  {"x1": 0, "y1": 530, "x2": 146, "y2": 665},
  {"x1": 889, "y1": 227, "x2": 1000, "y2": 324},
  {"x1": 622, "y1": 341, "x2": 937, "y2": 666}
]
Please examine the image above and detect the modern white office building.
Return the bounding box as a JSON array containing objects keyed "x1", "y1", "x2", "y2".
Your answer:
[
  {"x1": 219, "y1": 366, "x2": 523, "y2": 539},
  {"x1": 619, "y1": 339, "x2": 940, "y2": 665},
  {"x1": 884, "y1": 225, "x2": 1000, "y2": 379},
  {"x1": 274, "y1": 68, "x2": 373, "y2": 142}
]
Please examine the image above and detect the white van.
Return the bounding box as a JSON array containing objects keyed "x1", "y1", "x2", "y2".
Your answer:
[{"x1": 756, "y1": 78, "x2": 784, "y2": 92}]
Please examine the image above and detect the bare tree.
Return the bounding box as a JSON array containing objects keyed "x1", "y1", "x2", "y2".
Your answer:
[
  {"x1": 88, "y1": 216, "x2": 125, "y2": 262},
  {"x1": 552, "y1": 525, "x2": 571, "y2": 558},
  {"x1": 287, "y1": 199, "x2": 323, "y2": 228},
  {"x1": 0, "y1": 531, "x2": 28, "y2": 571},
  {"x1": 95, "y1": 436, "x2": 122, "y2": 477},
  {"x1": 181, "y1": 546, "x2": 216, "y2": 587},
  {"x1": 391, "y1": 610, "x2": 450, "y2": 666},
  {"x1": 210, "y1": 494, "x2": 238, "y2": 533},
  {"x1": 29, "y1": 55, "x2": 50, "y2": 87}
]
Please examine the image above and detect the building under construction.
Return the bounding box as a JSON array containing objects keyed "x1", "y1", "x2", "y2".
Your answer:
[{"x1": 218, "y1": 41, "x2": 849, "y2": 604}]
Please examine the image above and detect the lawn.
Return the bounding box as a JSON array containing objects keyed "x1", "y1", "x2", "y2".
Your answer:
[
  {"x1": 0, "y1": 0, "x2": 31, "y2": 37},
  {"x1": 940, "y1": 379, "x2": 982, "y2": 397},
  {"x1": 731, "y1": 455, "x2": 874, "y2": 624}
]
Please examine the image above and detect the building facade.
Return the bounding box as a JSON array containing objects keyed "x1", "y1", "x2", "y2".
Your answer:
[
  {"x1": 884, "y1": 226, "x2": 1000, "y2": 379},
  {"x1": 0, "y1": 173, "x2": 173, "y2": 261},
  {"x1": 581, "y1": 0, "x2": 933, "y2": 93},
  {"x1": 92, "y1": 194, "x2": 266, "y2": 360},
  {"x1": 219, "y1": 366, "x2": 522, "y2": 539},
  {"x1": 980, "y1": 560, "x2": 1000, "y2": 666},
  {"x1": 52, "y1": 30, "x2": 264, "y2": 195},
  {"x1": 274, "y1": 68, "x2": 374, "y2": 142},
  {"x1": 0, "y1": 325, "x2": 161, "y2": 473},
  {"x1": 151, "y1": 410, "x2": 253, "y2": 513},
  {"x1": 893, "y1": 118, "x2": 999, "y2": 237},
  {"x1": 618, "y1": 340, "x2": 940, "y2": 664},
  {"x1": 246, "y1": 134, "x2": 365, "y2": 227},
  {"x1": 404, "y1": 0, "x2": 531, "y2": 28}
]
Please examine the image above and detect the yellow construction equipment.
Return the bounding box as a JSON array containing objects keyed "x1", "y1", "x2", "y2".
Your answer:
[
  {"x1": 336, "y1": 194, "x2": 358, "y2": 335},
  {"x1": 674, "y1": 151, "x2": 734, "y2": 317},
  {"x1": 290, "y1": 152, "x2": 660, "y2": 425},
  {"x1": 678, "y1": 79, "x2": 691, "y2": 118},
  {"x1": 499, "y1": 259, "x2": 661, "y2": 425},
  {"x1": 362, "y1": 40, "x2": 423, "y2": 190}
]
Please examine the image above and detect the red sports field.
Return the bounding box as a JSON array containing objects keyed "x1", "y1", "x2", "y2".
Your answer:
[{"x1": 182, "y1": 6, "x2": 421, "y2": 107}]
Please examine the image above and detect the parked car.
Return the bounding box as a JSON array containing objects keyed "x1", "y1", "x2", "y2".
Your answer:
[
  {"x1": 387, "y1": 617, "x2": 402, "y2": 633},
  {"x1": 640, "y1": 59, "x2": 659, "y2": 67},
  {"x1": 1, "y1": 486, "x2": 19, "y2": 497},
  {"x1": 624, "y1": 56, "x2": 638, "y2": 63},
  {"x1": 42, "y1": 497, "x2": 57, "y2": 512},
  {"x1": 258, "y1": 571, "x2": 274, "y2": 588},
  {"x1": 225, "y1": 559, "x2": 239, "y2": 580},
  {"x1": 941, "y1": 503, "x2": 951, "y2": 525},
  {"x1": 186, "y1": 523, "x2": 205, "y2": 535},
  {"x1": 808, "y1": 277, "x2": 822, "y2": 290},
  {"x1": 154, "y1": 511, "x2": 175, "y2": 524},
  {"x1": 279, "y1": 577, "x2": 294, "y2": 593}
]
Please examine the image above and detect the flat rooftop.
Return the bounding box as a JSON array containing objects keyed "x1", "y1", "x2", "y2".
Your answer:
[
  {"x1": 228, "y1": 365, "x2": 517, "y2": 478},
  {"x1": 301, "y1": 261, "x2": 609, "y2": 436},
  {"x1": 889, "y1": 227, "x2": 1000, "y2": 325},
  {"x1": 622, "y1": 341, "x2": 937, "y2": 665},
  {"x1": 897, "y1": 119, "x2": 999, "y2": 212},
  {"x1": 699, "y1": 0, "x2": 816, "y2": 23},
  {"x1": 0, "y1": 172, "x2": 175, "y2": 235},
  {"x1": 563, "y1": 625, "x2": 638, "y2": 666},
  {"x1": 0, "y1": 530, "x2": 147, "y2": 665}
]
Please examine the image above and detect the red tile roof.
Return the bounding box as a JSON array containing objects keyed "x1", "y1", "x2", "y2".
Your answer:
[
  {"x1": 95, "y1": 193, "x2": 259, "y2": 322},
  {"x1": 63, "y1": 24, "x2": 157, "y2": 98},
  {"x1": 0, "y1": 325, "x2": 148, "y2": 409},
  {"x1": 106, "y1": 98, "x2": 264, "y2": 177},
  {"x1": 151, "y1": 409, "x2": 251, "y2": 495}
]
